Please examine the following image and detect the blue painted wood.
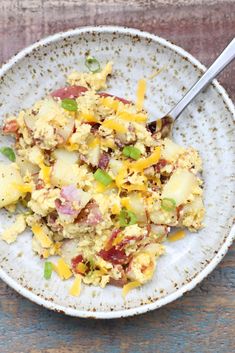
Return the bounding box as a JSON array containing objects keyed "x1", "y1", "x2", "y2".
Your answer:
[
  {"x1": 0, "y1": 246, "x2": 234, "y2": 353},
  {"x1": 0, "y1": 1, "x2": 234, "y2": 352}
]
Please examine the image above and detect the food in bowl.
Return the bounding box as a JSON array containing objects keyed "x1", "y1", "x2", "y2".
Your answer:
[{"x1": 0, "y1": 58, "x2": 205, "y2": 297}]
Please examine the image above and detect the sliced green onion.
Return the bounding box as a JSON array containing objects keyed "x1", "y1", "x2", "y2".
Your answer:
[
  {"x1": 119, "y1": 208, "x2": 137, "y2": 227},
  {"x1": 88, "y1": 257, "x2": 95, "y2": 271},
  {"x1": 123, "y1": 146, "x2": 141, "y2": 160},
  {"x1": 94, "y1": 168, "x2": 113, "y2": 186},
  {"x1": 61, "y1": 98, "x2": 78, "y2": 111},
  {"x1": 44, "y1": 261, "x2": 53, "y2": 280},
  {"x1": 161, "y1": 198, "x2": 176, "y2": 212},
  {"x1": 85, "y1": 56, "x2": 101, "y2": 73},
  {"x1": 0, "y1": 147, "x2": 16, "y2": 162}
]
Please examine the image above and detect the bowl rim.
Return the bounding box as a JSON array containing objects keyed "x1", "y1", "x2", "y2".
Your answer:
[{"x1": 0, "y1": 25, "x2": 234, "y2": 319}]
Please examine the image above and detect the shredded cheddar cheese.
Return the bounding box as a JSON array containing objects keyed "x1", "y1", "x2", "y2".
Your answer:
[
  {"x1": 136, "y1": 79, "x2": 146, "y2": 111},
  {"x1": 118, "y1": 111, "x2": 147, "y2": 123},
  {"x1": 121, "y1": 197, "x2": 132, "y2": 210},
  {"x1": 69, "y1": 275, "x2": 82, "y2": 297},
  {"x1": 79, "y1": 112, "x2": 98, "y2": 123},
  {"x1": 131, "y1": 147, "x2": 161, "y2": 172},
  {"x1": 102, "y1": 119, "x2": 127, "y2": 133},
  {"x1": 115, "y1": 163, "x2": 129, "y2": 188},
  {"x1": 112, "y1": 233, "x2": 123, "y2": 246},
  {"x1": 123, "y1": 184, "x2": 147, "y2": 192},
  {"x1": 32, "y1": 224, "x2": 52, "y2": 248},
  {"x1": 88, "y1": 137, "x2": 100, "y2": 148},
  {"x1": 122, "y1": 281, "x2": 141, "y2": 299},
  {"x1": 53, "y1": 258, "x2": 73, "y2": 280},
  {"x1": 147, "y1": 66, "x2": 166, "y2": 80},
  {"x1": 100, "y1": 96, "x2": 119, "y2": 111},
  {"x1": 101, "y1": 138, "x2": 115, "y2": 149},
  {"x1": 156, "y1": 119, "x2": 162, "y2": 131},
  {"x1": 39, "y1": 162, "x2": 51, "y2": 185},
  {"x1": 111, "y1": 203, "x2": 121, "y2": 215},
  {"x1": 65, "y1": 142, "x2": 79, "y2": 151},
  {"x1": 12, "y1": 183, "x2": 32, "y2": 193},
  {"x1": 168, "y1": 230, "x2": 186, "y2": 242},
  {"x1": 76, "y1": 262, "x2": 87, "y2": 274}
]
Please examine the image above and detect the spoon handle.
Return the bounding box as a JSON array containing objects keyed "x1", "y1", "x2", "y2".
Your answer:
[{"x1": 168, "y1": 38, "x2": 235, "y2": 121}]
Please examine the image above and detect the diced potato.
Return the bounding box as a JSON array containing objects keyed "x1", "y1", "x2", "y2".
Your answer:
[
  {"x1": 162, "y1": 169, "x2": 197, "y2": 206},
  {"x1": 56, "y1": 118, "x2": 75, "y2": 142},
  {"x1": 51, "y1": 149, "x2": 80, "y2": 187},
  {"x1": 161, "y1": 138, "x2": 185, "y2": 161},
  {"x1": 51, "y1": 160, "x2": 80, "y2": 187},
  {"x1": 0, "y1": 163, "x2": 23, "y2": 208},
  {"x1": 24, "y1": 114, "x2": 36, "y2": 131},
  {"x1": 128, "y1": 192, "x2": 147, "y2": 222},
  {"x1": 86, "y1": 145, "x2": 100, "y2": 167},
  {"x1": 183, "y1": 196, "x2": 204, "y2": 213},
  {"x1": 61, "y1": 239, "x2": 80, "y2": 264},
  {"x1": 108, "y1": 158, "x2": 123, "y2": 177},
  {"x1": 16, "y1": 156, "x2": 39, "y2": 176},
  {"x1": 38, "y1": 98, "x2": 65, "y2": 121},
  {"x1": 53, "y1": 148, "x2": 79, "y2": 164}
]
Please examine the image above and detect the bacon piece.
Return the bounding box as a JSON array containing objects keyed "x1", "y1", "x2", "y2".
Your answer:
[
  {"x1": 71, "y1": 255, "x2": 83, "y2": 271},
  {"x1": 51, "y1": 85, "x2": 88, "y2": 99},
  {"x1": 2, "y1": 120, "x2": 19, "y2": 135},
  {"x1": 35, "y1": 179, "x2": 45, "y2": 190},
  {"x1": 98, "y1": 153, "x2": 110, "y2": 170},
  {"x1": 176, "y1": 205, "x2": 183, "y2": 220},
  {"x1": 105, "y1": 229, "x2": 122, "y2": 251},
  {"x1": 109, "y1": 273, "x2": 128, "y2": 287},
  {"x1": 99, "y1": 247, "x2": 129, "y2": 265},
  {"x1": 154, "y1": 159, "x2": 168, "y2": 173}
]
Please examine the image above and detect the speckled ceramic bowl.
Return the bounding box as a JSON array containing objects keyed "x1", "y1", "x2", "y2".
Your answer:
[{"x1": 0, "y1": 26, "x2": 234, "y2": 319}]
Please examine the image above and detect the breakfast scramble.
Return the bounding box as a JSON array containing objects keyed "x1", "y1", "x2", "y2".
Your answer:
[{"x1": 0, "y1": 58, "x2": 205, "y2": 297}]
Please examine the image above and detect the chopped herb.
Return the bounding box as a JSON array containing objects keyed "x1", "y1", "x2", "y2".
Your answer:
[
  {"x1": 0, "y1": 147, "x2": 16, "y2": 162},
  {"x1": 85, "y1": 56, "x2": 101, "y2": 73},
  {"x1": 161, "y1": 198, "x2": 176, "y2": 212},
  {"x1": 61, "y1": 98, "x2": 78, "y2": 111},
  {"x1": 119, "y1": 208, "x2": 137, "y2": 227},
  {"x1": 93, "y1": 168, "x2": 113, "y2": 186},
  {"x1": 44, "y1": 261, "x2": 53, "y2": 280},
  {"x1": 88, "y1": 257, "x2": 95, "y2": 271},
  {"x1": 123, "y1": 146, "x2": 141, "y2": 160}
]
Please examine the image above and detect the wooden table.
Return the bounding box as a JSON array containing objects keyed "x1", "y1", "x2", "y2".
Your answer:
[{"x1": 0, "y1": 1, "x2": 234, "y2": 352}]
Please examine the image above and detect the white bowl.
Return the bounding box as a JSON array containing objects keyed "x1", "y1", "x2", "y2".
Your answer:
[{"x1": 0, "y1": 26, "x2": 234, "y2": 319}]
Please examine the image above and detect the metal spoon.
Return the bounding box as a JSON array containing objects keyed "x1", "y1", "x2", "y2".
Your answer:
[{"x1": 148, "y1": 38, "x2": 235, "y2": 137}]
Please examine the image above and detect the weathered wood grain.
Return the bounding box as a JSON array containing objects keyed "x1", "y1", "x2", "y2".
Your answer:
[{"x1": 0, "y1": 1, "x2": 234, "y2": 353}]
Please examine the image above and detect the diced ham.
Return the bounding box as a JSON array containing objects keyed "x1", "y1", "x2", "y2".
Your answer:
[
  {"x1": 86, "y1": 203, "x2": 103, "y2": 226},
  {"x1": 55, "y1": 198, "x2": 78, "y2": 216},
  {"x1": 98, "y1": 153, "x2": 110, "y2": 170},
  {"x1": 61, "y1": 185, "x2": 81, "y2": 202},
  {"x1": 75, "y1": 201, "x2": 102, "y2": 226},
  {"x1": 51, "y1": 85, "x2": 88, "y2": 99},
  {"x1": 2, "y1": 120, "x2": 19, "y2": 135}
]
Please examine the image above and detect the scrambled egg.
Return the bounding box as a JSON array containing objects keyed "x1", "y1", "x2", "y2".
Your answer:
[
  {"x1": 0, "y1": 60, "x2": 205, "y2": 297},
  {"x1": 1, "y1": 215, "x2": 26, "y2": 244}
]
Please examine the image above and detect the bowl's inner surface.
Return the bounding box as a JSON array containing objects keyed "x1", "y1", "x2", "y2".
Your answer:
[{"x1": 0, "y1": 29, "x2": 234, "y2": 315}]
